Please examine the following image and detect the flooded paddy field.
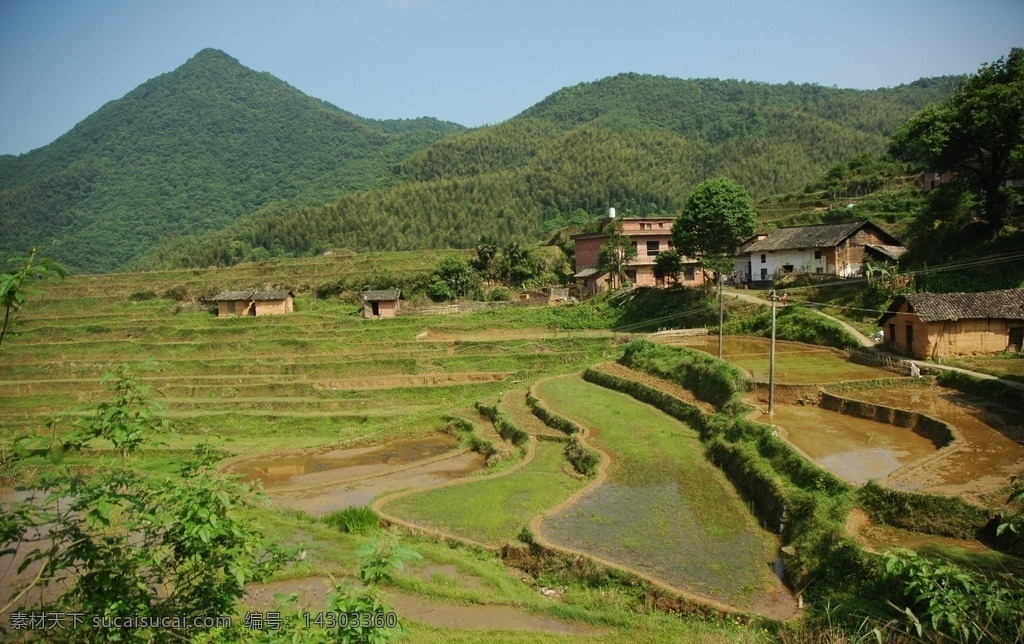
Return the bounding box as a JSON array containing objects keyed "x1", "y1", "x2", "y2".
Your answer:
[
  {"x1": 828, "y1": 382, "x2": 1024, "y2": 501},
  {"x1": 534, "y1": 376, "x2": 795, "y2": 617},
  {"x1": 754, "y1": 380, "x2": 1024, "y2": 501},
  {"x1": 751, "y1": 404, "x2": 941, "y2": 485},
  {"x1": 659, "y1": 335, "x2": 892, "y2": 383},
  {"x1": 227, "y1": 434, "x2": 486, "y2": 516}
]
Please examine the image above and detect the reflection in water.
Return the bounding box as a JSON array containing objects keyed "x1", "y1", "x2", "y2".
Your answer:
[
  {"x1": 756, "y1": 405, "x2": 938, "y2": 485},
  {"x1": 230, "y1": 434, "x2": 461, "y2": 485}
]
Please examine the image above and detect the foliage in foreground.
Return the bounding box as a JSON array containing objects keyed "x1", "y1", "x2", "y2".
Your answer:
[
  {"x1": 1, "y1": 364, "x2": 295, "y2": 641},
  {"x1": 881, "y1": 547, "x2": 1024, "y2": 643}
]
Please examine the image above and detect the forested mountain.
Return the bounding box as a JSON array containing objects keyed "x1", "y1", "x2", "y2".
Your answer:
[
  {"x1": 2, "y1": 49, "x2": 958, "y2": 273},
  {"x1": 143, "y1": 74, "x2": 956, "y2": 269},
  {"x1": 0, "y1": 49, "x2": 464, "y2": 272}
]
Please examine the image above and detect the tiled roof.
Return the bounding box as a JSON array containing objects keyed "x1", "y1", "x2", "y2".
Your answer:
[
  {"x1": 574, "y1": 268, "x2": 603, "y2": 278},
  {"x1": 865, "y1": 244, "x2": 907, "y2": 261},
  {"x1": 744, "y1": 221, "x2": 896, "y2": 253},
  {"x1": 251, "y1": 289, "x2": 293, "y2": 301},
  {"x1": 211, "y1": 289, "x2": 293, "y2": 301},
  {"x1": 362, "y1": 289, "x2": 402, "y2": 301},
  {"x1": 211, "y1": 290, "x2": 257, "y2": 301},
  {"x1": 880, "y1": 289, "x2": 1024, "y2": 324}
]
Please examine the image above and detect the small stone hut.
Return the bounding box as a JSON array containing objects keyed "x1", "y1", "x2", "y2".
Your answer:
[
  {"x1": 362, "y1": 289, "x2": 401, "y2": 318},
  {"x1": 878, "y1": 289, "x2": 1024, "y2": 358},
  {"x1": 211, "y1": 289, "x2": 294, "y2": 317}
]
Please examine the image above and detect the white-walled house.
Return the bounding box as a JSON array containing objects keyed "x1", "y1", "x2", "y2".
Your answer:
[{"x1": 736, "y1": 221, "x2": 902, "y2": 285}]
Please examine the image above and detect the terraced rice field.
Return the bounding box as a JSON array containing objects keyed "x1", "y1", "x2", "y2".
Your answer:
[
  {"x1": 532, "y1": 376, "x2": 792, "y2": 615},
  {"x1": 0, "y1": 268, "x2": 621, "y2": 459},
  {"x1": 380, "y1": 439, "x2": 586, "y2": 546},
  {"x1": 658, "y1": 335, "x2": 892, "y2": 383}
]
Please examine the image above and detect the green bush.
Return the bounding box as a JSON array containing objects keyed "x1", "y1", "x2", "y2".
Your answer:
[
  {"x1": 323, "y1": 506, "x2": 382, "y2": 535},
  {"x1": 857, "y1": 481, "x2": 991, "y2": 539},
  {"x1": 618, "y1": 338, "x2": 752, "y2": 413},
  {"x1": 722, "y1": 304, "x2": 860, "y2": 350},
  {"x1": 563, "y1": 436, "x2": 600, "y2": 477}
]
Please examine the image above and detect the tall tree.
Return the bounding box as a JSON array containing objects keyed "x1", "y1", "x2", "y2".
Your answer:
[
  {"x1": 890, "y1": 48, "x2": 1024, "y2": 239},
  {"x1": 672, "y1": 178, "x2": 756, "y2": 357},
  {"x1": 597, "y1": 220, "x2": 638, "y2": 290},
  {"x1": 671, "y1": 177, "x2": 757, "y2": 278}
]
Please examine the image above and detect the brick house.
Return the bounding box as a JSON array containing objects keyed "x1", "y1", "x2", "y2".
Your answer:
[
  {"x1": 878, "y1": 289, "x2": 1024, "y2": 358},
  {"x1": 571, "y1": 216, "x2": 704, "y2": 296},
  {"x1": 362, "y1": 289, "x2": 401, "y2": 318},
  {"x1": 737, "y1": 220, "x2": 902, "y2": 285},
  {"x1": 211, "y1": 289, "x2": 294, "y2": 317}
]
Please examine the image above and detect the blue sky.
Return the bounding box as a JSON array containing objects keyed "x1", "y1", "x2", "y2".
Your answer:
[{"x1": 1, "y1": 0, "x2": 1022, "y2": 155}]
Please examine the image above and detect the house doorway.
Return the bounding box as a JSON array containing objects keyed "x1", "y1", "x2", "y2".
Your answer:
[
  {"x1": 905, "y1": 323, "x2": 914, "y2": 356},
  {"x1": 371, "y1": 302, "x2": 380, "y2": 317},
  {"x1": 1010, "y1": 327, "x2": 1023, "y2": 353}
]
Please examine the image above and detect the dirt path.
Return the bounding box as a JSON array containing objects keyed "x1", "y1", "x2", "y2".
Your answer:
[{"x1": 245, "y1": 576, "x2": 605, "y2": 636}]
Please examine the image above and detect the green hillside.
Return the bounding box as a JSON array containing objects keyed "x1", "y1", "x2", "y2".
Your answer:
[
  {"x1": 2, "y1": 50, "x2": 958, "y2": 273},
  {"x1": 0, "y1": 49, "x2": 464, "y2": 273},
  {"x1": 142, "y1": 74, "x2": 955, "y2": 269}
]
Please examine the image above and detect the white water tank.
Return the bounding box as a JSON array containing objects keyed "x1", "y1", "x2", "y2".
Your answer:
[{"x1": 608, "y1": 207, "x2": 616, "y2": 219}]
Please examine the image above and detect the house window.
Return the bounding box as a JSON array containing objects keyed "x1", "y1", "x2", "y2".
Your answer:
[
  {"x1": 814, "y1": 250, "x2": 822, "y2": 260},
  {"x1": 647, "y1": 241, "x2": 660, "y2": 256},
  {"x1": 760, "y1": 268, "x2": 768, "y2": 280},
  {"x1": 683, "y1": 267, "x2": 695, "y2": 281},
  {"x1": 658, "y1": 222, "x2": 665, "y2": 228},
  {"x1": 760, "y1": 254, "x2": 767, "y2": 264},
  {"x1": 625, "y1": 270, "x2": 637, "y2": 284}
]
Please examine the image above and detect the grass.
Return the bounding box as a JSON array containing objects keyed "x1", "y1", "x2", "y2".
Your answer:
[
  {"x1": 381, "y1": 440, "x2": 586, "y2": 546},
  {"x1": 534, "y1": 376, "x2": 781, "y2": 609},
  {"x1": 663, "y1": 335, "x2": 893, "y2": 384}
]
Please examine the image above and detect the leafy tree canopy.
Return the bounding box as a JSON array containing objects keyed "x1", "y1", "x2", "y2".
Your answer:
[
  {"x1": 672, "y1": 177, "x2": 756, "y2": 273},
  {"x1": 890, "y1": 48, "x2": 1024, "y2": 239}
]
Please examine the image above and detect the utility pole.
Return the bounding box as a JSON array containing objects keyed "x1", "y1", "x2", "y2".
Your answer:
[
  {"x1": 718, "y1": 271, "x2": 725, "y2": 359},
  {"x1": 768, "y1": 289, "x2": 778, "y2": 415}
]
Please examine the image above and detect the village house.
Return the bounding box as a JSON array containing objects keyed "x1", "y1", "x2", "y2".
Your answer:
[
  {"x1": 362, "y1": 289, "x2": 401, "y2": 318},
  {"x1": 211, "y1": 289, "x2": 294, "y2": 317},
  {"x1": 878, "y1": 289, "x2": 1024, "y2": 359},
  {"x1": 736, "y1": 220, "x2": 903, "y2": 285},
  {"x1": 571, "y1": 216, "x2": 704, "y2": 296}
]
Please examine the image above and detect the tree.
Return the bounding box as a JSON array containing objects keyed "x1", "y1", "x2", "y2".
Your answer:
[
  {"x1": 672, "y1": 178, "x2": 756, "y2": 357},
  {"x1": 494, "y1": 243, "x2": 543, "y2": 287},
  {"x1": 1, "y1": 364, "x2": 294, "y2": 638},
  {"x1": 426, "y1": 255, "x2": 481, "y2": 301},
  {"x1": 890, "y1": 48, "x2": 1024, "y2": 240},
  {"x1": 1, "y1": 249, "x2": 66, "y2": 351},
  {"x1": 597, "y1": 220, "x2": 638, "y2": 290},
  {"x1": 653, "y1": 248, "x2": 683, "y2": 285},
  {"x1": 671, "y1": 177, "x2": 756, "y2": 278}
]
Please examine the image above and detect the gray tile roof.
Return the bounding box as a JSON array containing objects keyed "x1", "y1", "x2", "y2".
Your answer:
[
  {"x1": 251, "y1": 289, "x2": 293, "y2": 301},
  {"x1": 211, "y1": 289, "x2": 293, "y2": 301},
  {"x1": 865, "y1": 244, "x2": 908, "y2": 261},
  {"x1": 744, "y1": 221, "x2": 897, "y2": 253},
  {"x1": 880, "y1": 289, "x2": 1024, "y2": 324},
  {"x1": 362, "y1": 289, "x2": 402, "y2": 302}
]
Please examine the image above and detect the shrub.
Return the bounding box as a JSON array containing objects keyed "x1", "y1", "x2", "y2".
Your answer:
[
  {"x1": 323, "y1": 506, "x2": 381, "y2": 535},
  {"x1": 722, "y1": 304, "x2": 859, "y2": 350},
  {"x1": 563, "y1": 436, "x2": 600, "y2": 477},
  {"x1": 618, "y1": 339, "x2": 752, "y2": 412}
]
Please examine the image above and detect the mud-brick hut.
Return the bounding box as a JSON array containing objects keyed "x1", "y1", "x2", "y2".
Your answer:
[
  {"x1": 878, "y1": 289, "x2": 1024, "y2": 358},
  {"x1": 362, "y1": 289, "x2": 401, "y2": 318},
  {"x1": 211, "y1": 289, "x2": 294, "y2": 317}
]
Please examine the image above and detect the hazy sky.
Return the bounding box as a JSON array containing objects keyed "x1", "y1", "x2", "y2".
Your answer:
[{"x1": 1, "y1": 0, "x2": 1022, "y2": 155}]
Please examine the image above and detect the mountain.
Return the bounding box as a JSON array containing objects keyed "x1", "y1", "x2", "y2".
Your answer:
[
  {"x1": 2, "y1": 50, "x2": 958, "y2": 273},
  {"x1": 0, "y1": 49, "x2": 465, "y2": 272},
  {"x1": 140, "y1": 74, "x2": 957, "y2": 269}
]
